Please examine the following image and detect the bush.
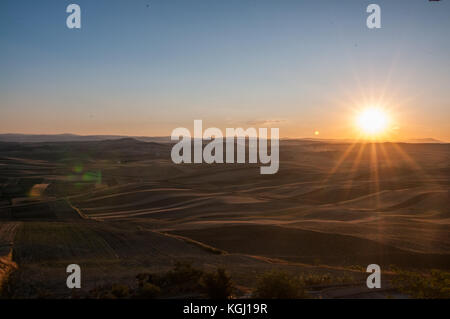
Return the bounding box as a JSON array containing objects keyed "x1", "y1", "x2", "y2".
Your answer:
[
  {"x1": 299, "y1": 273, "x2": 332, "y2": 286},
  {"x1": 0, "y1": 267, "x2": 45, "y2": 299},
  {"x1": 136, "y1": 263, "x2": 236, "y2": 298},
  {"x1": 0, "y1": 269, "x2": 17, "y2": 298},
  {"x1": 89, "y1": 284, "x2": 130, "y2": 299},
  {"x1": 201, "y1": 268, "x2": 234, "y2": 299},
  {"x1": 134, "y1": 283, "x2": 161, "y2": 299},
  {"x1": 297, "y1": 272, "x2": 355, "y2": 287},
  {"x1": 253, "y1": 270, "x2": 307, "y2": 299},
  {"x1": 165, "y1": 261, "x2": 204, "y2": 288},
  {"x1": 136, "y1": 262, "x2": 205, "y2": 296},
  {"x1": 111, "y1": 284, "x2": 130, "y2": 298},
  {"x1": 392, "y1": 268, "x2": 450, "y2": 299}
]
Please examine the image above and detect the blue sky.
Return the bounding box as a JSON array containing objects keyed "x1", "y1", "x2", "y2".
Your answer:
[{"x1": 1, "y1": 0, "x2": 449, "y2": 140}]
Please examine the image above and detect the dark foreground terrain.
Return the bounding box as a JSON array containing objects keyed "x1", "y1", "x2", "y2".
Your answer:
[{"x1": 0, "y1": 138, "x2": 449, "y2": 298}]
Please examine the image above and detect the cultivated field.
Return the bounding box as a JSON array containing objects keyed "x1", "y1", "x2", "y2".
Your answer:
[{"x1": 0, "y1": 139, "x2": 448, "y2": 298}]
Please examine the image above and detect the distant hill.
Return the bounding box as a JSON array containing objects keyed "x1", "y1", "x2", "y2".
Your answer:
[
  {"x1": 0, "y1": 134, "x2": 446, "y2": 144},
  {"x1": 404, "y1": 138, "x2": 444, "y2": 144},
  {"x1": 0, "y1": 134, "x2": 171, "y2": 143}
]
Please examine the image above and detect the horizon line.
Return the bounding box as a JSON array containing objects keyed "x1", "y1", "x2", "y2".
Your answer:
[{"x1": 0, "y1": 132, "x2": 447, "y2": 143}]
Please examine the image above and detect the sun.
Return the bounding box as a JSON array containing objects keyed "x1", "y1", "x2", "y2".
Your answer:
[{"x1": 356, "y1": 107, "x2": 389, "y2": 136}]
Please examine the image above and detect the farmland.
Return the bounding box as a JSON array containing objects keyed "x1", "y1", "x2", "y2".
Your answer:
[{"x1": 0, "y1": 139, "x2": 449, "y2": 298}]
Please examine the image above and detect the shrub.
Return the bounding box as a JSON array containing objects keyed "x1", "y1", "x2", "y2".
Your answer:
[
  {"x1": 299, "y1": 273, "x2": 332, "y2": 286},
  {"x1": 392, "y1": 268, "x2": 450, "y2": 299},
  {"x1": 298, "y1": 272, "x2": 355, "y2": 287},
  {"x1": 165, "y1": 261, "x2": 204, "y2": 288},
  {"x1": 253, "y1": 270, "x2": 307, "y2": 299},
  {"x1": 89, "y1": 284, "x2": 130, "y2": 299},
  {"x1": 201, "y1": 268, "x2": 234, "y2": 299},
  {"x1": 111, "y1": 284, "x2": 130, "y2": 298},
  {"x1": 0, "y1": 267, "x2": 39, "y2": 299},
  {"x1": 134, "y1": 283, "x2": 161, "y2": 299},
  {"x1": 136, "y1": 272, "x2": 161, "y2": 288},
  {"x1": 136, "y1": 261, "x2": 205, "y2": 296}
]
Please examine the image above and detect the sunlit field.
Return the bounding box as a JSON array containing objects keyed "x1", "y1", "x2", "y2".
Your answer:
[{"x1": 0, "y1": 138, "x2": 448, "y2": 298}]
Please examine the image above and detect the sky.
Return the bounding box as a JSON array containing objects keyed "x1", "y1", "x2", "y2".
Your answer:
[{"x1": 1, "y1": 0, "x2": 449, "y2": 141}]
